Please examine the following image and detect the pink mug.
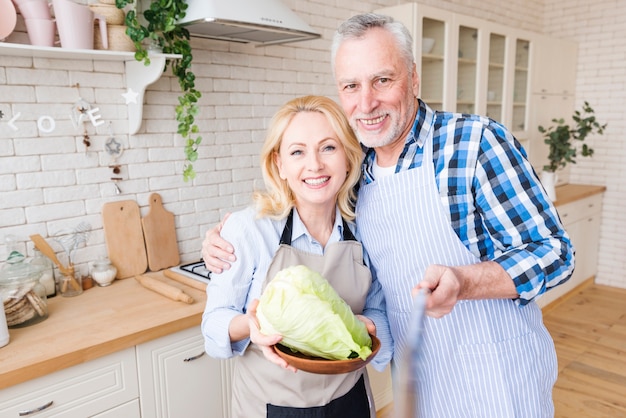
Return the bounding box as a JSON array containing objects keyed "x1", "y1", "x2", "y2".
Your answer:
[
  {"x1": 16, "y1": 0, "x2": 52, "y2": 20},
  {"x1": 24, "y1": 17, "x2": 56, "y2": 46},
  {"x1": 52, "y1": 0, "x2": 107, "y2": 50}
]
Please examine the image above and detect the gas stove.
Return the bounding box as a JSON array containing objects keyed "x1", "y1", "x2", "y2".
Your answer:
[{"x1": 168, "y1": 261, "x2": 211, "y2": 284}]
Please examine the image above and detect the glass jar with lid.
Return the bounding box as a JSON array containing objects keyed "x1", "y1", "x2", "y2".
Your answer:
[
  {"x1": 89, "y1": 258, "x2": 117, "y2": 287},
  {"x1": 0, "y1": 246, "x2": 48, "y2": 329}
]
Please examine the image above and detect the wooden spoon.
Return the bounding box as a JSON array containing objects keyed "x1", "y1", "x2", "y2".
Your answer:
[{"x1": 29, "y1": 234, "x2": 81, "y2": 291}]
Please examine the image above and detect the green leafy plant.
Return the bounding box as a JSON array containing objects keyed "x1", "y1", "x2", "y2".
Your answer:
[
  {"x1": 116, "y1": 0, "x2": 202, "y2": 181},
  {"x1": 538, "y1": 101, "x2": 607, "y2": 173}
]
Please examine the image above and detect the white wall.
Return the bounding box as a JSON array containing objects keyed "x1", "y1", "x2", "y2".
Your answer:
[
  {"x1": 1, "y1": 0, "x2": 624, "y2": 289},
  {"x1": 540, "y1": 0, "x2": 626, "y2": 289}
]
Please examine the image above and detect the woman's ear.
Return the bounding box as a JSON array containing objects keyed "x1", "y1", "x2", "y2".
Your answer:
[{"x1": 274, "y1": 151, "x2": 286, "y2": 180}]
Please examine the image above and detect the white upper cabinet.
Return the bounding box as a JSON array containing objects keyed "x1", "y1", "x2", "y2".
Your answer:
[{"x1": 531, "y1": 35, "x2": 578, "y2": 95}]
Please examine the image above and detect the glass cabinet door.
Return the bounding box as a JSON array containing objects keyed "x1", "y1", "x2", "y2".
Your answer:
[
  {"x1": 420, "y1": 17, "x2": 446, "y2": 110},
  {"x1": 456, "y1": 25, "x2": 478, "y2": 114},
  {"x1": 512, "y1": 38, "x2": 530, "y2": 134},
  {"x1": 487, "y1": 33, "x2": 505, "y2": 122}
]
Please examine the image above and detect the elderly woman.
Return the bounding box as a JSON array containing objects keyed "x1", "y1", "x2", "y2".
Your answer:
[{"x1": 201, "y1": 95, "x2": 390, "y2": 418}]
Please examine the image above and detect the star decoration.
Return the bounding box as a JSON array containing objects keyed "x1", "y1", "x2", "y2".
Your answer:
[
  {"x1": 122, "y1": 88, "x2": 139, "y2": 104},
  {"x1": 105, "y1": 137, "x2": 123, "y2": 157}
]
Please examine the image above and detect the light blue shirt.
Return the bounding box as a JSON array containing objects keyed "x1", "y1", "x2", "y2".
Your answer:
[{"x1": 201, "y1": 205, "x2": 392, "y2": 371}]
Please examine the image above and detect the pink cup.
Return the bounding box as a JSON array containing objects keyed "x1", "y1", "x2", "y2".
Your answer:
[
  {"x1": 16, "y1": 0, "x2": 52, "y2": 20},
  {"x1": 24, "y1": 18, "x2": 56, "y2": 46},
  {"x1": 52, "y1": 0, "x2": 107, "y2": 50}
]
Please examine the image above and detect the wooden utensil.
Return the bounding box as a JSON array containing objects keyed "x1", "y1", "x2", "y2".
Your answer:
[
  {"x1": 142, "y1": 193, "x2": 180, "y2": 271},
  {"x1": 135, "y1": 274, "x2": 194, "y2": 304},
  {"x1": 29, "y1": 234, "x2": 81, "y2": 291},
  {"x1": 163, "y1": 268, "x2": 207, "y2": 291},
  {"x1": 102, "y1": 200, "x2": 147, "y2": 279}
]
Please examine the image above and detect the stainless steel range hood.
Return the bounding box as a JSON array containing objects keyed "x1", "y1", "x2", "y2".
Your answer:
[{"x1": 177, "y1": 0, "x2": 321, "y2": 45}]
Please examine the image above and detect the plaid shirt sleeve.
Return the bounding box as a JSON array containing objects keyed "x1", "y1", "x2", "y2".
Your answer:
[
  {"x1": 434, "y1": 111, "x2": 575, "y2": 304},
  {"x1": 364, "y1": 100, "x2": 575, "y2": 305}
]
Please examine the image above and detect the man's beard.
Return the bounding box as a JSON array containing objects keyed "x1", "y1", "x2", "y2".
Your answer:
[{"x1": 352, "y1": 100, "x2": 415, "y2": 149}]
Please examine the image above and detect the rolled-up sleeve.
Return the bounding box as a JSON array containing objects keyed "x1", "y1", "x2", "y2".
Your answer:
[
  {"x1": 201, "y1": 210, "x2": 260, "y2": 358},
  {"x1": 474, "y1": 122, "x2": 575, "y2": 304}
]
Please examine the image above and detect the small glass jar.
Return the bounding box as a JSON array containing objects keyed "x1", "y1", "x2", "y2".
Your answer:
[
  {"x1": 59, "y1": 267, "x2": 83, "y2": 297},
  {"x1": 1, "y1": 249, "x2": 48, "y2": 329},
  {"x1": 90, "y1": 259, "x2": 117, "y2": 287}
]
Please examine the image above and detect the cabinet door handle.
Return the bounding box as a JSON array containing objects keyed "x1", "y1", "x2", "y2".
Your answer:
[
  {"x1": 183, "y1": 352, "x2": 205, "y2": 362},
  {"x1": 18, "y1": 400, "x2": 54, "y2": 416}
]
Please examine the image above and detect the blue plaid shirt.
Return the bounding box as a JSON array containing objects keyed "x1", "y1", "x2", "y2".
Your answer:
[{"x1": 362, "y1": 100, "x2": 574, "y2": 304}]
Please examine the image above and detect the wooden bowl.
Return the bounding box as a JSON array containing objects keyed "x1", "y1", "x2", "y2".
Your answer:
[{"x1": 273, "y1": 334, "x2": 380, "y2": 375}]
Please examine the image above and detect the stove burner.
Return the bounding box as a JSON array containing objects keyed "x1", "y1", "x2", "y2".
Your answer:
[{"x1": 179, "y1": 261, "x2": 211, "y2": 280}]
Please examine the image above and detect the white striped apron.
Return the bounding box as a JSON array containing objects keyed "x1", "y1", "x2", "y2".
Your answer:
[{"x1": 355, "y1": 132, "x2": 558, "y2": 417}]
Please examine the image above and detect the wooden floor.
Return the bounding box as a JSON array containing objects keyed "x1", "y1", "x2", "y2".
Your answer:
[{"x1": 377, "y1": 283, "x2": 626, "y2": 418}]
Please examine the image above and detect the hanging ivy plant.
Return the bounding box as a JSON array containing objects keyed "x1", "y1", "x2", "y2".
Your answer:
[{"x1": 116, "y1": 0, "x2": 202, "y2": 181}]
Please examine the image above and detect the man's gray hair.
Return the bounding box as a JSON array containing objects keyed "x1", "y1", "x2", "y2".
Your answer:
[{"x1": 331, "y1": 13, "x2": 415, "y2": 75}]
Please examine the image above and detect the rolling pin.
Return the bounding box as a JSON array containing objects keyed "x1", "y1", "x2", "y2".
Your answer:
[
  {"x1": 163, "y1": 268, "x2": 208, "y2": 291},
  {"x1": 135, "y1": 274, "x2": 194, "y2": 304}
]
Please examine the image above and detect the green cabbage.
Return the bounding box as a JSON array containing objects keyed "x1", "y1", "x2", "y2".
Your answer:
[{"x1": 256, "y1": 265, "x2": 372, "y2": 361}]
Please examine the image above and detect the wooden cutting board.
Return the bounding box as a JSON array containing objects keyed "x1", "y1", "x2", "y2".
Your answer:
[
  {"x1": 142, "y1": 193, "x2": 180, "y2": 271},
  {"x1": 102, "y1": 200, "x2": 148, "y2": 279}
]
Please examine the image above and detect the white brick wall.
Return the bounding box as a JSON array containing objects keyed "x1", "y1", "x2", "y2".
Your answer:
[{"x1": 1, "y1": 0, "x2": 624, "y2": 289}]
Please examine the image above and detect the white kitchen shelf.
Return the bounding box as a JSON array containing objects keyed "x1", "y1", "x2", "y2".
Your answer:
[{"x1": 0, "y1": 42, "x2": 181, "y2": 134}]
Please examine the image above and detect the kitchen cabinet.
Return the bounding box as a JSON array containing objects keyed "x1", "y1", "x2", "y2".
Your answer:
[
  {"x1": 0, "y1": 347, "x2": 140, "y2": 418},
  {"x1": 536, "y1": 186, "x2": 604, "y2": 308},
  {"x1": 526, "y1": 36, "x2": 578, "y2": 176},
  {"x1": 0, "y1": 42, "x2": 180, "y2": 135},
  {"x1": 136, "y1": 326, "x2": 234, "y2": 418},
  {"x1": 531, "y1": 35, "x2": 577, "y2": 96},
  {"x1": 375, "y1": 3, "x2": 532, "y2": 142},
  {"x1": 0, "y1": 327, "x2": 234, "y2": 418}
]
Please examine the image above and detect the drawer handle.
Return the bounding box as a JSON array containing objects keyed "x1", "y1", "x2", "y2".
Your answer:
[
  {"x1": 184, "y1": 352, "x2": 205, "y2": 362},
  {"x1": 18, "y1": 400, "x2": 54, "y2": 416}
]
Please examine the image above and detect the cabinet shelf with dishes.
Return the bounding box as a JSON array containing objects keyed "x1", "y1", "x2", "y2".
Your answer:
[{"x1": 0, "y1": 42, "x2": 181, "y2": 134}]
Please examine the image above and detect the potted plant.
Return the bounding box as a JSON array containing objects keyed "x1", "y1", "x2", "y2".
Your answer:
[
  {"x1": 537, "y1": 101, "x2": 607, "y2": 200},
  {"x1": 116, "y1": 0, "x2": 202, "y2": 182}
]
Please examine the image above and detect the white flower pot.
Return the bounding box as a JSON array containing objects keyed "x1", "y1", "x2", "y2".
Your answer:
[{"x1": 541, "y1": 171, "x2": 558, "y2": 201}]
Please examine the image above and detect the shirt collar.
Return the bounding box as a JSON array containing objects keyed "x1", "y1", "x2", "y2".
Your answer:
[
  {"x1": 362, "y1": 99, "x2": 433, "y2": 183},
  {"x1": 290, "y1": 206, "x2": 344, "y2": 244}
]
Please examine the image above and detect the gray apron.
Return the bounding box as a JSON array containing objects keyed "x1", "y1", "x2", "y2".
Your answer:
[
  {"x1": 231, "y1": 210, "x2": 376, "y2": 418},
  {"x1": 356, "y1": 130, "x2": 558, "y2": 417}
]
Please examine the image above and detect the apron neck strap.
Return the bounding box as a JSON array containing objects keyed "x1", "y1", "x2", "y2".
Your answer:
[{"x1": 279, "y1": 208, "x2": 356, "y2": 245}]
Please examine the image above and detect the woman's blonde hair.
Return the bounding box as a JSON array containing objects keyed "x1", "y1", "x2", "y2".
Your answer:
[{"x1": 254, "y1": 95, "x2": 362, "y2": 221}]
